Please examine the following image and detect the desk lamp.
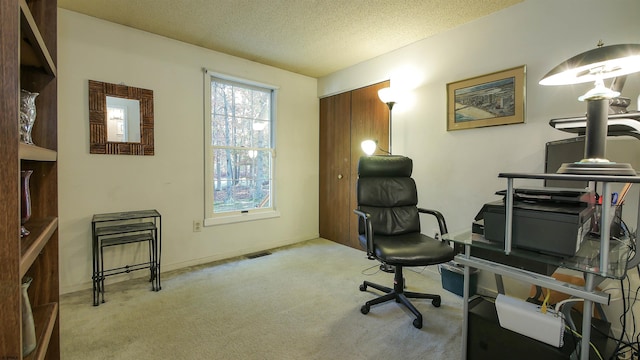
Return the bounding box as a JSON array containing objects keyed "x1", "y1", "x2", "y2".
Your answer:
[
  {"x1": 361, "y1": 139, "x2": 378, "y2": 156},
  {"x1": 539, "y1": 42, "x2": 640, "y2": 175},
  {"x1": 360, "y1": 139, "x2": 392, "y2": 156}
]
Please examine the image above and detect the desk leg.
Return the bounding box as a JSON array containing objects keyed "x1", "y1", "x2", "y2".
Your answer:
[
  {"x1": 152, "y1": 227, "x2": 158, "y2": 291},
  {"x1": 461, "y1": 244, "x2": 470, "y2": 360},
  {"x1": 92, "y1": 224, "x2": 99, "y2": 306},
  {"x1": 157, "y1": 215, "x2": 162, "y2": 291},
  {"x1": 580, "y1": 273, "x2": 595, "y2": 360},
  {"x1": 494, "y1": 274, "x2": 505, "y2": 295},
  {"x1": 100, "y1": 241, "x2": 106, "y2": 303}
]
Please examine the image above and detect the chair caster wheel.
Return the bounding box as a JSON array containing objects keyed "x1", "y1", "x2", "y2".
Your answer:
[
  {"x1": 413, "y1": 318, "x2": 422, "y2": 329},
  {"x1": 359, "y1": 284, "x2": 367, "y2": 291},
  {"x1": 360, "y1": 305, "x2": 370, "y2": 314},
  {"x1": 432, "y1": 298, "x2": 441, "y2": 307}
]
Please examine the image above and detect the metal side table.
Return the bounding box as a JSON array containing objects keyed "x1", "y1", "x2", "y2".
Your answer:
[{"x1": 91, "y1": 209, "x2": 162, "y2": 306}]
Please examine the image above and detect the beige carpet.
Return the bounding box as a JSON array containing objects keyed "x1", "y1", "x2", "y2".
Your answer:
[{"x1": 60, "y1": 238, "x2": 463, "y2": 359}]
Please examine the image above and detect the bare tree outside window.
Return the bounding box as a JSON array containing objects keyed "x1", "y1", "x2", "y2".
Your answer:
[{"x1": 208, "y1": 77, "x2": 274, "y2": 214}]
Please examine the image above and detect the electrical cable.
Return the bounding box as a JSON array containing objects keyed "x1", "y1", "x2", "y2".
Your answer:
[
  {"x1": 408, "y1": 266, "x2": 428, "y2": 274},
  {"x1": 622, "y1": 276, "x2": 634, "y2": 346},
  {"x1": 361, "y1": 263, "x2": 381, "y2": 276},
  {"x1": 606, "y1": 219, "x2": 640, "y2": 360},
  {"x1": 628, "y1": 276, "x2": 639, "y2": 349},
  {"x1": 580, "y1": 306, "x2": 639, "y2": 360},
  {"x1": 617, "y1": 272, "x2": 640, "y2": 360},
  {"x1": 565, "y1": 325, "x2": 604, "y2": 360},
  {"x1": 611, "y1": 278, "x2": 628, "y2": 360},
  {"x1": 541, "y1": 288, "x2": 551, "y2": 314},
  {"x1": 555, "y1": 298, "x2": 584, "y2": 313},
  {"x1": 636, "y1": 266, "x2": 640, "y2": 352}
]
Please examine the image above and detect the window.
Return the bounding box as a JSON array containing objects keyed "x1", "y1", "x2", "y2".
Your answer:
[{"x1": 204, "y1": 71, "x2": 277, "y2": 224}]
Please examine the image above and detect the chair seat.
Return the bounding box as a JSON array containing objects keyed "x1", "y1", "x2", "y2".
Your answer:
[{"x1": 361, "y1": 233, "x2": 454, "y2": 267}]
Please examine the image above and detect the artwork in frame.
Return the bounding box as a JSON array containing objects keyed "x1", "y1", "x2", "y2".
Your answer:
[{"x1": 447, "y1": 65, "x2": 526, "y2": 131}]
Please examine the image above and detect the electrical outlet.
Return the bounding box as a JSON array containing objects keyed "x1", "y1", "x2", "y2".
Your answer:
[{"x1": 193, "y1": 220, "x2": 202, "y2": 232}]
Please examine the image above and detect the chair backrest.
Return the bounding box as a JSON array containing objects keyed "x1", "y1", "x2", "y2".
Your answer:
[{"x1": 356, "y1": 155, "x2": 420, "y2": 236}]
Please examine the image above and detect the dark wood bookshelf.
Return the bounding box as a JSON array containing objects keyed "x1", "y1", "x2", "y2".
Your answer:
[{"x1": 0, "y1": 0, "x2": 59, "y2": 358}]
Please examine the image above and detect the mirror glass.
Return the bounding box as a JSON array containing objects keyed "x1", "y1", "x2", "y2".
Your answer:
[
  {"x1": 89, "y1": 80, "x2": 154, "y2": 155},
  {"x1": 106, "y1": 96, "x2": 141, "y2": 142}
]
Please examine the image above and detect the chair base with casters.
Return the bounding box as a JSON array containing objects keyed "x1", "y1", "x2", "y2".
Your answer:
[
  {"x1": 354, "y1": 155, "x2": 454, "y2": 329},
  {"x1": 359, "y1": 265, "x2": 440, "y2": 329}
]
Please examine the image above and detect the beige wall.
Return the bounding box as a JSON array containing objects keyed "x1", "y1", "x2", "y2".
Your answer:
[
  {"x1": 58, "y1": 9, "x2": 319, "y2": 294},
  {"x1": 318, "y1": 0, "x2": 640, "y2": 337}
]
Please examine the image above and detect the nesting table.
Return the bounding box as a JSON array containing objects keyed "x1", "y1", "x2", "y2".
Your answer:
[{"x1": 91, "y1": 209, "x2": 162, "y2": 306}]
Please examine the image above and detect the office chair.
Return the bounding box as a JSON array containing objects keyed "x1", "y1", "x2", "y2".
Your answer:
[{"x1": 354, "y1": 155, "x2": 455, "y2": 329}]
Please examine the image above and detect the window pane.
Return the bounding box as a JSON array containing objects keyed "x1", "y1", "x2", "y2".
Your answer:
[
  {"x1": 211, "y1": 86, "x2": 271, "y2": 147},
  {"x1": 252, "y1": 120, "x2": 270, "y2": 147},
  {"x1": 208, "y1": 75, "x2": 274, "y2": 216},
  {"x1": 212, "y1": 148, "x2": 272, "y2": 212}
]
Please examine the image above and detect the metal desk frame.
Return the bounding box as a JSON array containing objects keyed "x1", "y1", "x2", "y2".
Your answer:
[{"x1": 450, "y1": 172, "x2": 640, "y2": 360}]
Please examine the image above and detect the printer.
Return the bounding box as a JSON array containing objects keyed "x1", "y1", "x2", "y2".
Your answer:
[{"x1": 477, "y1": 187, "x2": 595, "y2": 257}]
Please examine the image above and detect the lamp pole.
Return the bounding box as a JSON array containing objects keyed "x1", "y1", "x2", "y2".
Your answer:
[
  {"x1": 378, "y1": 86, "x2": 397, "y2": 155},
  {"x1": 386, "y1": 101, "x2": 395, "y2": 155}
]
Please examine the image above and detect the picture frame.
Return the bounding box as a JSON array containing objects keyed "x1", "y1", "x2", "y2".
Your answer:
[{"x1": 447, "y1": 65, "x2": 525, "y2": 131}]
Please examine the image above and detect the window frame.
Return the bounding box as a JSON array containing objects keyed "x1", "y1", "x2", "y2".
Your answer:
[{"x1": 203, "y1": 70, "x2": 279, "y2": 226}]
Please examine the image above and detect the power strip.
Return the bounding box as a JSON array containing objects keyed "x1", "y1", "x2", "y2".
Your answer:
[{"x1": 495, "y1": 294, "x2": 565, "y2": 347}]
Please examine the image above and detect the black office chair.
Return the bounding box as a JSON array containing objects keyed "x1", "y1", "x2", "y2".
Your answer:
[{"x1": 353, "y1": 155, "x2": 455, "y2": 329}]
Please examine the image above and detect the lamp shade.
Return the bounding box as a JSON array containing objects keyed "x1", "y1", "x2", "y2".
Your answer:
[
  {"x1": 377, "y1": 87, "x2": 397, "y2": 104},
  {"x1": 539, "y1": 43, "x2": 640, "y2": 86},
  {"x1": 539, "y1": 42, "x2": 640, "y2": 176},
  {"x1": 361, "y1": 140, "x2": 377, "y2": 156}
]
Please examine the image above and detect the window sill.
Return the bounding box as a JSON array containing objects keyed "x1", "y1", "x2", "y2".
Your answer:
[{"x1": 204, "y1": 210, "x2": 280, "y2": 226}]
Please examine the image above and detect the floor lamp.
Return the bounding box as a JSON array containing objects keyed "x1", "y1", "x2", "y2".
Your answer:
[
  {"x1": 360, "y1": 87, "x2": 397, "y2": 156},
  {"x1": 378, "y1": 87, "x2": 396, "y2": 155},
  {"x1": 539, "y1": 42, "x2": 640, "y2": 175}
]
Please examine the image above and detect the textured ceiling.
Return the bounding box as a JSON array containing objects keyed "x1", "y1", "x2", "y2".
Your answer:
[{"x1": 58, "y1": 0, "x2": 523, "y2": 78}]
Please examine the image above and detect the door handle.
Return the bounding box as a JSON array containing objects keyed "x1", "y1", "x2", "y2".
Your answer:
[{"x1": 337, "y1": 174, "x2": 343, "y2": 179}]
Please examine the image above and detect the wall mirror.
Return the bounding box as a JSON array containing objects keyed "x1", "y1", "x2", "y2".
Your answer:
[{"x1": 89, "y1": 80, "x2": 154, "y2": 155}]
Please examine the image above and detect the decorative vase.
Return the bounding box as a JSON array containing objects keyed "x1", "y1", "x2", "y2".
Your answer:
[
  {"x1": 20, "y1": 170, "x2": 33, "y2": 237},
  {"x1": 19, "y1": 89, "x2": 39, "y2": 145},
  {"x1": 21, "y1": 277, "x2": 37, "y2": 356}
]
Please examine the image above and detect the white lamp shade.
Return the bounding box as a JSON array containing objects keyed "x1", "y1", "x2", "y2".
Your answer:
[
  {"x1": 539, "y1": 44, "x2": 640, "y2": 86},
  {"x1": 361, "y1": 140, "x2": 377, "y2": 155},
  {"x1": 377, "y1": 87, "x2": 396, "y2": 104}
]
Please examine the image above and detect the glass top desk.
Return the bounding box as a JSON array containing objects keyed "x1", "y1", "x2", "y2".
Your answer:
[{"x1": 443, "y1": 172, "x2": 640, "y2": 360}]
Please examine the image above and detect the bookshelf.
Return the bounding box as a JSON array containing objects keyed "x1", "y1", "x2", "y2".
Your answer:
[{"x1": 0, "y1": 0, "x2": 59, "y2": 358}]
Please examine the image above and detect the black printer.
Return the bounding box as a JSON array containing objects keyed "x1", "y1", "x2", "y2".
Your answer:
[{"x1": 478, "y1": 187, "x2": 595, "y2": 257}]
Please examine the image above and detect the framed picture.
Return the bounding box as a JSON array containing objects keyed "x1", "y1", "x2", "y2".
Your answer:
[{"x1": 447, "y1": 65, "x2": 525, "y2": 131}]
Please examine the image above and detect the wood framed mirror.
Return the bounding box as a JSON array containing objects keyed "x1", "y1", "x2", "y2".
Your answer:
[{"x1": 89, "y1": 80, "x2": 154, "y2": 155}]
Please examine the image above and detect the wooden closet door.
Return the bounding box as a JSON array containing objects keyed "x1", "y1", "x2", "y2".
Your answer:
[
  {"x1": 349, "y1": 81, "x2": 390, "y2": 249},
  {"x1": 319, "y1": 81, "x2": 390, "y2": 250},
  {"x1": 319, "y1": 92, "x2": 352, "y2": 245}
]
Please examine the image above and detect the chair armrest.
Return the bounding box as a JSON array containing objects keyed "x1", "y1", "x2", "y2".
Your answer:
[
  {"x1": 417, "y1": 208, "x2": 448, "y2": 236},
  {"x1": 353, "y1": 209, "x2": 375, "y2": 258}
]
